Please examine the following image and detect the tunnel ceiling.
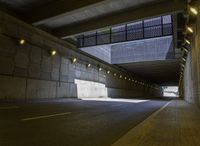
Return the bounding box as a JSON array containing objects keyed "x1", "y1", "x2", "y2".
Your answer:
[
  {"x1": 0, "y1": 0, "x2": 56, "y2": 13},
  {"x1": 117, "y1": 60, "x2": 180, "y2": 86},
  {"x1": 0, "y1": 0, "x2": 186, "y2": 38},
  {"x1": 0, "y1": 0, "x2": 160, "y2": 25}
]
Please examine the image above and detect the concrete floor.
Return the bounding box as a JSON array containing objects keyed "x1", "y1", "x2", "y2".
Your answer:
[
  {"x1": 112, "y1": 99, "x2": 200, "y2": 146},
  {"x1": 0, "y1": 98, "x2": 168, "y2": 146}
]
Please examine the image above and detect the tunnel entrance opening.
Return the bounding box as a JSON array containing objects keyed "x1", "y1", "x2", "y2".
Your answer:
[
  {"x1": 162, "y1": 86, "x2": 179, "y2": 97},
  {"x1": 75, "y1": 79, "x2": 108, "y2": 99}
]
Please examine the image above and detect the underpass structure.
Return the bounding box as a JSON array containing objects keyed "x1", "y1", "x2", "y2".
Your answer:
[{"x1": 0, "y1": 0, "x2": 200, "y2": 145}]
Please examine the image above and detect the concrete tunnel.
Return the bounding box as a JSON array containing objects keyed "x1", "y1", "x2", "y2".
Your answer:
[{"x1": 0, "y1": 0, "x2": 199, "y2": 146}]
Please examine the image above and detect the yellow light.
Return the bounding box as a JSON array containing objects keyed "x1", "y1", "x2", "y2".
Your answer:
[
  {"x1": 87, "y1": 64, "x2": 91, "y2": 68},
  {"x1": 185, "y1": 39, "x2": 191, "y2": 45},
  {"x1": 107, "y1": 70, "x2": 110, "y2": 74},
  {"x1": 187, "y1": 26, "x2": 194, "y2": 33},
  {"x1": 19, "y1": 39, "x2": 26, "y2": 45},
  {"x1": 184, "y1": 48, "x2": 189, "y2": 53},
  {"x1": 190, "y1": 7, "x2": 198, "y2": 15},
  {"x1": 72, "y1": 58, "x2": 77, "y2": 63},
  {"x1": 51, "y1": 50, "x2": 56, "y2": 56}
]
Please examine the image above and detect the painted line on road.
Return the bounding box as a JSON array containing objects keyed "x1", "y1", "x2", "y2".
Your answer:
[
  {"x1": 111, "y1": 101, "x2": 172, "y2": 146},
  {"x1": 22, "y1": 112, "x2": 72, "y2": 121},
  {"x1": 0, "y1": 106, "x2": 19, "y2": 110}
]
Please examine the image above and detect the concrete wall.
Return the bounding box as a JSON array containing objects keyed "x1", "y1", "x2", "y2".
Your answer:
[
  {"x1": 111, "y1": 36, "x2": 175, "y2": 64},
  {"x1": 80, "y1": 36, "x2": 177, "y2": 65},
  {"x1": 106, "y1": 73, "x2": 161, "y2": 98},
  {"x1": 182, "y1": 2, "x2": 200, "y2": 105},
  {"x1": 0, "y1": 10, "x2": 162, "y2": 100},
  {"x1": 80, "y1": 45, "x2": 111, "y2": 63},
  {"x1": 183, "y1": 51, "x2": 195, "y2": 103},
  {"x1": 183, "y1": 49, "x2": 199, "y2": 105}
]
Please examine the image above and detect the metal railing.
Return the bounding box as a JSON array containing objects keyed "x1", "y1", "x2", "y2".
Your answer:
[{"x1": 77, "y1": 16, "x2": 173, "y2": 48}]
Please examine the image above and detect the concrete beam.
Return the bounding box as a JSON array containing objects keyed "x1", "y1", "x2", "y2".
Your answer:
[
  {"x1": 24, "y1": 0, "x2": 104, "y2": 24},
  {"x1": 53, "y1": 0, "x2": 187, "y2": 38}
]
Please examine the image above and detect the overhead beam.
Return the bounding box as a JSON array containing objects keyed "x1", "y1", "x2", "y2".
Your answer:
[
  {"x1": 23, "y1": 0, "x2": 105, "y2": 25},
  {"x1": 53, "y1": 0, "x2": 187, "y2": 38}
]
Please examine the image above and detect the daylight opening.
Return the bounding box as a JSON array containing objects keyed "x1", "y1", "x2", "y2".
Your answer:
[
  {"x1": 75, "y1": 79, "x2": 108, "y2": 98},
  {"x1": 162, "y1": 86, "x2": 179, "y2": 97}
]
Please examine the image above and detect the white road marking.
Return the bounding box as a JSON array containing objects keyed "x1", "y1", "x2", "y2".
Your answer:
[
  {"x1": 22, "y1": 112, "x2": 72, "y2": 121},
  {"x1": 111, "y1": 101, "x2": 172, "y2": 146},
  {"x1": 0, "y1": 106, "x2": 19, "y2": 110}
]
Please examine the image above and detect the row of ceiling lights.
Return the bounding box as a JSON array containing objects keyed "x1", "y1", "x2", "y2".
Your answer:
[
  {"x1": 179, "y1": 4, "x2": 198, "y2": 80},
  {"x1": 18, "y1": 38, "x2": 158, "y2": 89}
]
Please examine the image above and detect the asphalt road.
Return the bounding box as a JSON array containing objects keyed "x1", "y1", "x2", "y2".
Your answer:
[{"x1": 0, "y1": 98, "x2": 169, "y2": 146}]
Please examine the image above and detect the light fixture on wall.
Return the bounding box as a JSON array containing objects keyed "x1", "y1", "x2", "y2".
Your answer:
[
  {"x1": 124, "y1": 77, "x2": 127, "y2": 80},
  {"x1": 120, "y1": 75, "x2": 122, "y2": 79},
  {"x1": 19, "y1": 39, "x2": 26, "y2": 45},
  {"x1": 185, "y1": 39, "x2": 191, "y2": 45},
  {"x1": 182, "y1": 57, "x2": 186, "y2": 62},
  {"x1": 86, "y1": 63, "x2": 91, "y2": 68},
  {"x1": 183, "y1": 47, "x2": 189, "y2": 53},
  {"x1": 181, "y1": 65, "x2": 184, "y2": 69},
  {"x1": 189, "y1": 6, "x2": 198, "y2": 15},
  {"x1": 180, "y1": 67, "x2": 184, "y2": 71},
  {"x1": 186, "y1": 26, "x2": 194, "y2": 33},
  {"x1": 48, "y1": 49, "x2": 57, "y2": 56},
  {"x1": 51, "y1": 50, "x2": 57, "y2": 56},
  {"x1": 72, "y1": 57, "x2": 77, "y2": 63},
  {"x1": 98, "y1": 67, "x2": 102, "y2": 71},
  {"x1": 114, "y1": 73, "x2": 117, "y2": 76},
  {"x1": 107, "y1": 70, "x2": 110, "y2": 74}
]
